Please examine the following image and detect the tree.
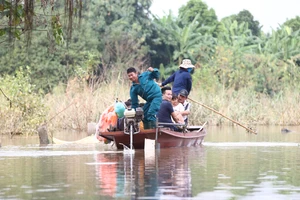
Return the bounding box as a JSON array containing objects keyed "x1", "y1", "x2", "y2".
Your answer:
[
  {"x1": 148, "y1": 12, "x2": 178, "y2": 70},
  {"x1": 177, "y1": 0, "x2": 221, "y2": 37},
  {"x1": 218, "y1": 18, "x2": 257, "y2": 49},
  {"x1": 0, "y1": 66, "x2": 47, "y2": 135},
  {"x1": 0, "y1": 0, "x2": 84, "y2": 47},
  {"x1": 0, "y1": 1, "x2": 99, "y2": 92},
  {"x1": 258, "y1": 26, "x2": 300, "y2": 60},
  {"x1": 89, "y1": 0, "x2": 154, "y2": 79},
  {"x1": 150, "y1": 11, "x2": 216, "y2": 77},
  {"x1": 91, "y1": 0, "x2": 153, "y2": 50},
  {"x1": 283, "y1": 16, "x2": 300, "y2": 32},
  {"x1": 232, "y1": 10, "x2": 261, "y2": 36}
]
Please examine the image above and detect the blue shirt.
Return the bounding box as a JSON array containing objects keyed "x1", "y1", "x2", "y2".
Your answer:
[
  {"x1": 161, "y1": 68, "x2": 192, "y2": 95},
  {"x1": 156, "y1": 100, "x2": 174, "y2": 125}
]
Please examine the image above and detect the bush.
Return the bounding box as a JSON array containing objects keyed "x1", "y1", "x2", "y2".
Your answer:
[{"x1": 0, "y1": 66, "x2": 47, "y2": 135}]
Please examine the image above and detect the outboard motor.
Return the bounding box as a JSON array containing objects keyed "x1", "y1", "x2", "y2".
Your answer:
[{"x1": 124, "y1": 107, "x2": 144, "y2": 134}]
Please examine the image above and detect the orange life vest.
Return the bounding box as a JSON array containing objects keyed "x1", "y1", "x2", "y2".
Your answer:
[{"x1": 98, "y1": 104, "x2": 118, "y2": 133}]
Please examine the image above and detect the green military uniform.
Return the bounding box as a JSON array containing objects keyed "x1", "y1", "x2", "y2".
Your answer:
[{"x1": 130, "y1": 68, "x2": 162, "y2": 129}]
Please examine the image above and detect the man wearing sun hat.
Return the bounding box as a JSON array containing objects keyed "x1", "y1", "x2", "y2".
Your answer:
[{"x1": 160, "y1": 59, "x2": 195, "y2": 95}]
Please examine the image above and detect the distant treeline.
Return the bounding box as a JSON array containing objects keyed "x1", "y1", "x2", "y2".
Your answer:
[
  {"x1": 0, "y1": 0, "x2": 300, "y2": 135},
  {"x1": 0, "y1": 0, "x2": 299, "y2": 94}
]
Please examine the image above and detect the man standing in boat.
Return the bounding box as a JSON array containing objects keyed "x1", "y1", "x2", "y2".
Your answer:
[
  {"x1": 127, "y1": 67, "x2": 162, "y2": 129},
  {"x1": 159, "y1": 59, "x2": 195, "y2": 95}
]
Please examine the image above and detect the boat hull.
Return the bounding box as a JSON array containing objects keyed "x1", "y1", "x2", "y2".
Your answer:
[{"x1": 99, "y1": 126, "x2": 207, "y2": 149}]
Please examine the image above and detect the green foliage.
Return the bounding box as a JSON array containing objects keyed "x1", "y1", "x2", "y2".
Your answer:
[
  {"x1": 0, "y1": 0, "x2": 83, "y2": 46},
  {"x1": 152, "y1": 11, "x2": 216, "y2": 76},
  {"x1": 86, "y1": 0, "x2": 153, "y2": 81},
  {"x1": 283, "y1": 16, "x2": 300, "y2": 32},
  {"x1": 234, "y1": 10, "x2": 261, "y2": 36},
  {"x1": 258, "y1": 26, "x2": 300, "y2": 60},
  {"x1": 51, "y1": 15, "x2": 64, "y2": 45},
  {"x1": 148, "y1": 13, "x2": 178, "y2": 68},
  {"x1": 173, "y1": 14, "x2": 205, "y2": 62},
  {"x1": 0, "y1": 0, "x2": 299, "y2": 99},
  {"x1": 149, "y1": 0, "x2": 220, "y2": 74},
  {"x1": 92, "y1": 0, "x2": 153, "y2": 48},
  {"x1": 201, "y1": 44, "x2": 300, "y2": 96},
  {"x1": 0, "y1": 66, "x2": 48, "y2": 135},
  {"x1": 0, "y1": 0, "x2": 300, "y2": 132},
  {"x1": 212, "y1": 17, "x2": 299, "y2": 95},
  {"x1": 218, "y1": 18, "x2": 258, "y2": 49},
  {"x1": 178, "y1": 0, "x2": 221, "y2": 36},
  {"x1": 192, "y1": 63, "x2": 221, "y2": 93},
  {"x1": 0, "y1": 4, "x2": 100, "y2": 92}
]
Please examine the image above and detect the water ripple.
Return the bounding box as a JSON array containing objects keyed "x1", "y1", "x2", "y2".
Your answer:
[
  {"x1": 204, "y1": 142, "x2": 299, "y2": 147},
  {"x1": 0, "y1": 150, "x2": 122, "y2": 157}
]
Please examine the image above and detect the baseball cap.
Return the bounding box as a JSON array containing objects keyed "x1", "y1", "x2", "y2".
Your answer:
[{"x1": 178, "y1": 89, "x2": 188, "y2": 97}]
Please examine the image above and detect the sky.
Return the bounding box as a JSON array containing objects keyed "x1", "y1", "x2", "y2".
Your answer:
[{"x1": 150, "y1": 0, "x2": 299, "y2": 33}]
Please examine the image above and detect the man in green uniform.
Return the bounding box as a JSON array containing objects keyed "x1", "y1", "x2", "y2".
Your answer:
[{"x1": 127, "y1": 67, "x2": 162, "y2": 129}]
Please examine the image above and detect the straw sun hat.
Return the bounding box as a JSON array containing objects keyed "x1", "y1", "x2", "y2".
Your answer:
[{"x1": 179, "y1": 59, "x2": 195, "y2": 69}]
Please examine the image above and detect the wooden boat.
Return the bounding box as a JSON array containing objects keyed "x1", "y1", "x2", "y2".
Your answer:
[
  {"x1": 97, "y1": 105, "x2": 207, "y2": 150},
  {"x1": 98, "y1": 125, "x2": 207, "y2": 150}
]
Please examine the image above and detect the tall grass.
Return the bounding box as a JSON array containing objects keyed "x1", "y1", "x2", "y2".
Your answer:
[
  {"x1": 189, "y1": 85, "x2": 300, "y2": 126},
  {"x1": 44, "y1": 78, "x2": 300, "y2": 135},
  {"x1": 1, "y1": 77, "x2": 299, "y2": 136}
]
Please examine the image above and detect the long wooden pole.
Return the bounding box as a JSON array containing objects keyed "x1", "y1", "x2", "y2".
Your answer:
[{"x1": 188, "y1": 98, "x2": 257, "y2": 135}]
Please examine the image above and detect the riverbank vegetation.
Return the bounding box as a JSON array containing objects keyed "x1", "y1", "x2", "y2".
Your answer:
[{"x1": 0, "y1": 0, "x2": 299, "y2": 135}]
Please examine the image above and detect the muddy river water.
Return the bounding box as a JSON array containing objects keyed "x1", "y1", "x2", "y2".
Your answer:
[{"x1": 0, "y1": 126, "x2": 300, "y2": 199}]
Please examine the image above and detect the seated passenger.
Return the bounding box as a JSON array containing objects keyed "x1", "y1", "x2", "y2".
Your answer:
[
  {"x1": 156, "y1": 87, "x2": 182, "y2": 131},
  {"x1": 171, "y1": 94, "x2": 185, "y2": 124},
  {"x1": 177, "y1": 89, "x2": 191, "y2": 125}
]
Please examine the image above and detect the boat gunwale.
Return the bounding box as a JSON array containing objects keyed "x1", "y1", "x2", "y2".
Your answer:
[{"x1": 99, "y1": 127, "x2": 207, "y2": 139}]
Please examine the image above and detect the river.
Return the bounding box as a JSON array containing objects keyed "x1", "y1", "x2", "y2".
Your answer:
[{"x1": 0, "y1": 126, "x2": 300, "y2": 199}]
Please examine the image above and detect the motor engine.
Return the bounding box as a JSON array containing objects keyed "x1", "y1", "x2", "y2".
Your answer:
[{"x1": 123, "y1": 107, "x2": 144, "y2": 134}]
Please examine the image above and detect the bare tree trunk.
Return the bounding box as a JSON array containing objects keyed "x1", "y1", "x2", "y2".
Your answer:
[{"x1": 38, "y1": 124, "x2": 49, "y2": 145}]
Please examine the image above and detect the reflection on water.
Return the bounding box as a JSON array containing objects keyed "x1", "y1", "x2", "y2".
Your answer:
[
  {"x1": 0, "y1": 126, "x2": 300, "y2": 199},
  {"x1": 89, "y1": 147, "x2": 200, "y2": 199}
]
